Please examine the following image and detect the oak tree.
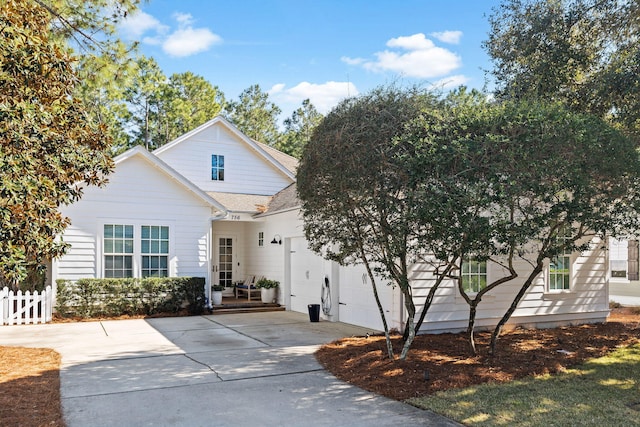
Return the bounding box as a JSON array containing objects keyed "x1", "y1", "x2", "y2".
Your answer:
[
  {"x1": 298, "y1": 86, "x2": 438, "y2": 359},
  {"x1": 485, "y1": 0, "x2": 640, "y2": 139}
]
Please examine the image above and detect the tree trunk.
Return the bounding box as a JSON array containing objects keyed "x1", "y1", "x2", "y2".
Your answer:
[
  {"x1": 359, "y1": 248, "x2": 394, "y2": 360},
  {"x1": 366, "y1": 267, "x2": 395, "y2": 360},
  {"x1": 489, "y1": 263, "x2": 544, "y2": 355},
  {"x1": 399, "y1": 286, "x2": 416, "y2": 360},
  {"x1": 467, "y1": 300, "x2": 479, "y2": 355}
]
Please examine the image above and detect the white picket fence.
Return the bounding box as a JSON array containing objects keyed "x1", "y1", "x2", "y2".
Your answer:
[{"x1": 1, "y1": 286, "x2": 53, "y2": 325}]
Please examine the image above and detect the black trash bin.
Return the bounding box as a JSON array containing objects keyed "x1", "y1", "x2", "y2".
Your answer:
[{"x1": 307, "y1": 304, "x2": 320, "y2": 322}]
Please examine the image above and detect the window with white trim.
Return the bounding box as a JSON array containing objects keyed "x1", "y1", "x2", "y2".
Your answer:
[
  {"x1": 102, "y1": 224, "x2": 170, "y2": 278},
  {"x1": 610, "y1": 238, "x2": 628, "y2": 278},
  {"x1": 461, "y1": 258, "x2": 487, "y2": 293},
  {"x1": 549, "y1": 230, "x2": 571, "y2": 291},
  {"x1": 211, "y1": 154, "x2": 224, "y2": 181},
  {"x1": 609, "y1": 238, "x2": 639, "y2": 281},
  {"x1": 141, "y1": 226, "x2": 169, "y2": 277},
  {"x1": 549, "y1": 254, "x2": 570, "y2": 290},
  {"x1": 104, "y1": 224, "x2": 134, "y2": 278},
  {"x1": 258, "y1": 231, "x2": 264, "y2": 247}
]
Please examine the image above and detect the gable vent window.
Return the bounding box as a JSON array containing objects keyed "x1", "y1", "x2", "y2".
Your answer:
[{"x1": 212, "y1": 154, "x2": 225, "y2": 181}]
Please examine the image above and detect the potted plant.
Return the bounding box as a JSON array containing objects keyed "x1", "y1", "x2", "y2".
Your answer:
[
  {"x1": 212, "y1": 285, "x2": 224, "y2": 306},
  {"x1": 256, "y1": 278, "x2": 279, "y2": 303}
]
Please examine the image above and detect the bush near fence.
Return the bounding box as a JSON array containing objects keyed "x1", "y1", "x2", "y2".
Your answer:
[{"x1": 55, "y1": 277, "x2": 206, "y2": 318}]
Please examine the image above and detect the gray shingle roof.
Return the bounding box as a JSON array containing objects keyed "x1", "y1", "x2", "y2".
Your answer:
[
  {"x1": 259, "y1": 183, "x2": 300, "y2": 215},
  {"x1": 255, "y1": 141, "x2": 299, "y2": 174},
  {"x1": 207, "y1": 192, "x2": 273, "y2": 213}
]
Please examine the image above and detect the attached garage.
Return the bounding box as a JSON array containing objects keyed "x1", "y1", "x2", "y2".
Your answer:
[
  {"x1": 286, "y1": 236, "x2": 397, "y2": 330},
  {"x1": 288, "y1": 237, "x2": 325, "y2": 315}
]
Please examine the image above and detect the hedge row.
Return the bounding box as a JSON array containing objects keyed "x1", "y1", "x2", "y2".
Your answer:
[{"x1": 56, "y1": 277, "x2": 206, "y2": 318}]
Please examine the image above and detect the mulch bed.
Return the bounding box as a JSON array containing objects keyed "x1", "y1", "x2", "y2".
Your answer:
[
  {"x1": 315, "y1": 308, "x2": 640, "y2": 401},
  {"x1": 0, "y1": 347, "x2": 64, "y2": 427}
]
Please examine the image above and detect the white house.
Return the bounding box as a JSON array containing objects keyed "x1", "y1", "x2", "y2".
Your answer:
[
  {"x1": 51, "y1": 116, "x2": 615, "y2": 332},
  {"x1": 608, "y1": 238, "x2": 640, "y2": 306}
]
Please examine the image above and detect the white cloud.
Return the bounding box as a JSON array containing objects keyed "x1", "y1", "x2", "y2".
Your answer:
[
  {"x1": 429, "y1": 74, "x2": 470, "y2": 90},
  {"x1": 340, "y1": 56, "x2": 366, "y2": 66},
  {"x1": 163, "y1": 27, "x2": 222, "y2": 57},
  {"x1": 119, "y1": 10, "x2": 222, "y2": 57},
  {"x1": 430, "y1": 30, "x2": 463, "y2": 44},
  {"x1": 269, "y1": 81, "x2": 359, "y2": 114},
  {"x1": 119, "y1": 11, "x2": 168, "y2": 39},
  {"x1": 142, "y1": 36, "x2": 163, "y2": 46},
  {"x1": 345, "y1": 33, "x2": 462, "y2": 80},
  {"x1": 161, "y1": 13, "x2": 222, "y2": 57},
  {"x1": 173, "y1": 12, "x2": 194, "y2": 26},
  {"x1": 270, "y1": 83, "x2": 287, "y2": 93},
  {"x1": 387, "y1": 33, "x2": 435, "y2": 50}
]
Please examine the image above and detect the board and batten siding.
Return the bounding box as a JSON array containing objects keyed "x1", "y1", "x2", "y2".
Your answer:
[
  {"x1": 54, "y1": 155, "x2": 213, "y2": 284},
  {"x1": 155, "y1": 124, "x2": 292, "y2": 196}
]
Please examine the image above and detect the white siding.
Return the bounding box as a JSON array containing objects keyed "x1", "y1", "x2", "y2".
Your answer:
[
  {"x1": 54, "y1": 155, "x2": 213, "y2": 285},
  {"x1": 250, "y1": 208, "x2": 609, "y2": 332},
  {"x1": 610, "y1": 282, "x2": 640, "y2": 305},
  {"x1": 155, "y1": 124, "x2": 292, "y2": 195},
  {"x1": 243, "y1": 210, "x2": 303, "y2": 307},
  {"x1": 410, "y1": 236, "x2": 609, "y2": 333}
]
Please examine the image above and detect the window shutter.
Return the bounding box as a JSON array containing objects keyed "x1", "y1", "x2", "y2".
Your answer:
[{"x1": 628, "y1": 240, "x2": 639, "y2": 281}]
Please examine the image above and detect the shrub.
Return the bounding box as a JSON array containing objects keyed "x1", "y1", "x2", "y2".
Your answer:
[
  {"x1": 55, "y1": 277, "x2": 206, "y2": 318},
  {"x1": 255, "y1": 278, "x2": 279, "y2": 289}
]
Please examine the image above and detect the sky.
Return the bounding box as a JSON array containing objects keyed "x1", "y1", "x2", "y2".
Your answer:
[{"x1": 118, "y1": 0, "x2": 503, "y2": 121}]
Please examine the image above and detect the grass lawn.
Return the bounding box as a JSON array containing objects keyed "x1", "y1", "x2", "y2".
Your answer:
[{"x1": 408, "y1": 344, "x2": 640, "y2": 426}]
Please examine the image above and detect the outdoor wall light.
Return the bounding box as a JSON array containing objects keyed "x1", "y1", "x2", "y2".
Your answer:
[{"x1": 270, "y1": 234, "x2": 282, "y2": 245}]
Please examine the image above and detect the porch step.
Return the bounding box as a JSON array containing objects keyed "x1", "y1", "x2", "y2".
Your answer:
[{"x1": 211, "y1": 303, "x2": 285, "y2": 315}]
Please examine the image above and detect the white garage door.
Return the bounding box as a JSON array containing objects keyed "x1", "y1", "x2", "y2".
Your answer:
[
  {"x1": 338, "y1": 264, "x2": 387, "y2": 330},
  {"x1": 289, "y1": 237, "x2": 324, "y2": 314}
]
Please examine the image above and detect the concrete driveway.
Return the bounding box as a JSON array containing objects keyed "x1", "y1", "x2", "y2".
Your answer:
[{"x1": 1, "y1": 311, "x2": 461, "y2": 426}]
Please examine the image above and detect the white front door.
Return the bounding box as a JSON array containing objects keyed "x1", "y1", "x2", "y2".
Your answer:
[{"x1": 215, "y1": 235, "x2": 237, "y2": 288}]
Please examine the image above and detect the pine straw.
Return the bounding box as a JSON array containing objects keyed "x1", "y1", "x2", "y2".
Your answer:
[
  {"x1": 316, "y1": 308, "x2": 640, "y2": 401},
  {"x1": 0, "y1": 347, "x2": 64, "y2": 427}
]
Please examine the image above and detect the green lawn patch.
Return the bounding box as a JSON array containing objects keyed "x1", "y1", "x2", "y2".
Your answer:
[{"x1": 408, "y1": 344, "x2": 640, "y2": 426}]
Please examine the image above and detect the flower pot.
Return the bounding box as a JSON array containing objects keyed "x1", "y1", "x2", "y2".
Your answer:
[
  {"x1": 212, "y1": 290, "x2": 223, "y2": 305},
  {"x1": 261, "y1": 287, "x2": 276, "y2": 304}
]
